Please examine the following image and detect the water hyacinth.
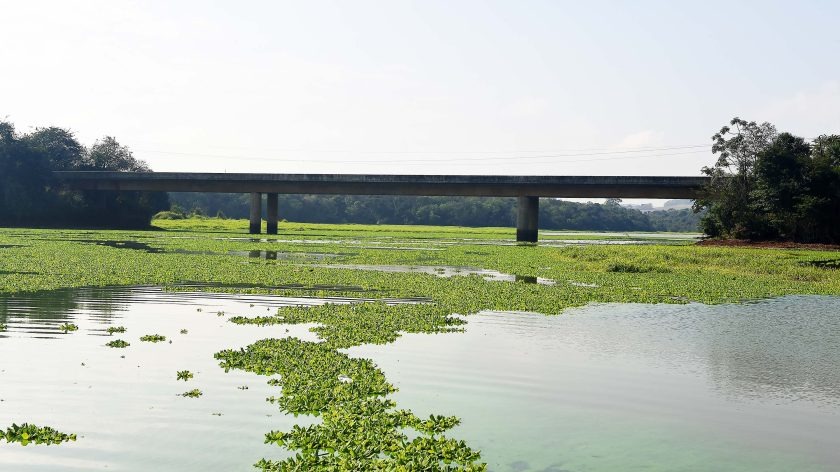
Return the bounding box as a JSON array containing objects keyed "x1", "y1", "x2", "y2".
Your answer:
[
  {"x1": 105, "y1": 339, "x2": 130, "y2": 348},
  {"x1": 2, "y1": 223, "x2": 840, "y2": 468},
  {"x1": 106, "y1": 326, "x2": 126, "y2": 335},
  {"x1": 2, "y1": 423, "x2": 77, "y2": 446}
]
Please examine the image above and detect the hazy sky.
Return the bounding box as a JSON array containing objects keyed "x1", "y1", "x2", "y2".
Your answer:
[{"x1": 2, "y1": 0, "x2": 839, "y2": 179}]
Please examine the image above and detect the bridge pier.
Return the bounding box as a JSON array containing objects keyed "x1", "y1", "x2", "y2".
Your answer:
[
  {"x1": 249, "y1": 192, "x2": 262, "y2": 234},
  {"x1": 516, "y1": 196, "x2": 539, "y2": 243},
  {"x1": 266, "y1": 193, "x2": 278, "y2": 235}
]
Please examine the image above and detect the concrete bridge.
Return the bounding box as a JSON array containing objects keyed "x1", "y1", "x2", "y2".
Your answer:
[{"x1": 54, "y1": 172, "x2": 709, "y2": 242}]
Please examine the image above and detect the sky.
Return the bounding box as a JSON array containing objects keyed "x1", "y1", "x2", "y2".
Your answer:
[{"x1": 2, "y1": 0, "x2": 839, "y2": 190}]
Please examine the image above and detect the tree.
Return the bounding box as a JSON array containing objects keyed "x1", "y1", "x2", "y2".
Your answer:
[
  {"x1": 696, "y1": 118, "x2": 840, "y2": 243},
  {"x1": 696, "y1": 118, "x2": 777, "y2": 238},
  {"x1": 751, "y1": 133, "x2": 810, "y2": 239},
  {"x1": 0, "y1": 120, "x2": 167, "y2": 228},
  {"x1": 89, "y1": 136, "x2": 149, "y2": 171},
  {"x1": 21, "y1": 127, "x2": 87, "y2": 170}
]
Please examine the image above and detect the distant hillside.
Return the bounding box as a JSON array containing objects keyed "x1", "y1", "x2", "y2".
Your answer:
[{"x1": 168, "y1": 193, "x2": 702, "y2": 232}]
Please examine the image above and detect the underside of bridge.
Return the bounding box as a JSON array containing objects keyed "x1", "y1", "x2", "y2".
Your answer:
[
  {"x1": 53, "y1": 172, "x2": 708, "y2": 242},
  {"x1": 245, "y1": 191, "x2": 544, "y2": 242}
]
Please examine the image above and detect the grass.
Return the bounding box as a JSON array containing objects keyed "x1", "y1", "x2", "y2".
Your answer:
[{"x1": 1, "y1": 220, "x2": 839, "y2": 466}]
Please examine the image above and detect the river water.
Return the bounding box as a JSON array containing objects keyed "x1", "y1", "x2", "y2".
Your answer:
[{"x1": 1, "y1": 287, "x2": 838, "y2": 471}]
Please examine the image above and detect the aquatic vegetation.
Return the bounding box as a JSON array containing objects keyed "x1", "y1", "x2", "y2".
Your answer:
[
  {"x1": 216, "y1": 338, "x2": 485, "y2": 469},
  {"x1": 140, "y1": 334, "x2": 166, "y2": 343},
  {"x1": 180, "y1": 389, "x2": 203, "y2": 398},
  {"x1": 217, "y1": 338, "x2": 394, "y2": 415},
  {"x1": 105, "y1": 339, "x2": 130, "y2": 348},
  {"x1": 257, "y1": 398, "x2": 484, "y2": 471},
  {"x1": 59, "y1": 323, "x2": 79, "y2": 333},
  {"x1": 107, "y1": 326, "x2": 126, "y2": 334},
  {"x1": 176, "y1": 370, "x2": 194, "y2": 381},
  {"x1": 2, "y1": 223, "x2": 840, "y2": 470},
  {"x1": 2, "y1": 423, "x2": 77, "y2": 446},
  {"x1": 229, "y1": 302, "x2": 466, "y2": 349}
]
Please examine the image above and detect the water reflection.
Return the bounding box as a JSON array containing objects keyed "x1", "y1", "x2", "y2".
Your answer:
[
  {"x1": 0, "y1": 285, "x2": 429, "y2": 339},
  {"x1": 229, "y1": 250, "x2": 347, "y2": 260},
  {"x1": 802, "y1": 259, "x2": 840, "y2": 269},
  {"x1": 3, "y1": 287, "x2": 839, "y2": 471},
  {"x1": 310, "y1": 264, "x2": 557, "y2": 285},
  {"x1": 351, "y1": 296, "x2": 840, "y2": 471}
]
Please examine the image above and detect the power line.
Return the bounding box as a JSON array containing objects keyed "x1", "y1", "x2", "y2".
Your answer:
[
  {"x1": 135, "y1": 145, "x2": 711, "y2": 165},
  {"x1": 136, "y1": 142, "x2": 709, "y2": 156}
]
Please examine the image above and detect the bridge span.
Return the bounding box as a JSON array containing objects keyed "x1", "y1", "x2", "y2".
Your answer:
[{"x1": 54, "y1": 172, "x2": 709, "y2": 242}]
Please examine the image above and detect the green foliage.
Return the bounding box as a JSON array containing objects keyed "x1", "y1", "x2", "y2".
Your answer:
[
  {"x1": 698, "y1": 118, "x2": 840, "y2": 243},
  {"x1": 2, "y1": 223, "x2": 840, "y2": 469},
  {"x1": 140, "y1": 334, "x2": 166, "y2": 343},
  {"x1": 257, "y1": 399, "x2": 483, "y2": 471},
  {"x1": 105, "y1": 339, "x2": 130, "y2": 348},
  {"x1": 180, "y1": 389, "x2": 203, "y2": 398},
  {"x1": 176, "y1": 370, "x2": 194, "y2": 381},
  {"x1": 166, "y1": 193, "x2": 700, "y2": 232},
  {"x1": 216, "y1": 338, "x2": 394, "y2": 415},
  {"x1": 0, "y1": 323, "x2": 6, "y2": 331},
  {"x1": 152, "y1": 211, "x2": 186, "y2": 220},
  {"x1": 59, "y1": 323, "x2": 79, "y2": 333},
  {"x1": 216, "y1": 338, "x2": 485, "y2": 470},
  {"x1": 0, "y1": 119, "x2": 168, "y2": 228},
  {"x1": 2, "y1": 423, "x2": 77, "y2": 446},
  {"x1": 106, "y1": 326, "x2": 126, "y2": 334},
  {"x1": 229, "y1": 303, "x2": 465, "y2": 349}
]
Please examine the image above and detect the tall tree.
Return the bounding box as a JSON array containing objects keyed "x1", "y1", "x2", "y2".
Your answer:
[
  {"x1": 697, "y1": 118, "x2": 840, "y2": 243},
  {"x1": 696, "y1": 118, "x2": 777, "y2": 238}
]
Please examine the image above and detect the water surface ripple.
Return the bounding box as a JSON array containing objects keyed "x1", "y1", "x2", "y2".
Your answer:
[{"x1": 1, "y1": 289, "x2": 839, "y2": 471}]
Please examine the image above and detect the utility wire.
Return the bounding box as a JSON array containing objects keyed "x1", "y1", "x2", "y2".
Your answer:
[
  {"x1": 135, "y1": 145, "x2": 711, "y2": 164},
  {"x1": 136, "y1": 143, "x2": 709, "y2": 156}
]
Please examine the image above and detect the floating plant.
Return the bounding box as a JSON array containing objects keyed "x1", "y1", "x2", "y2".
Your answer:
[
  {"x1": 139, "y1": 334, "x2": 166, "y2": 343},
  {"x1": 176, "y1": 370, "x2": 194, "y2": 381},
  {"x1": 2, "y1": 423, "x2": 77, "y2": 446},
  {"x1": 59, "y1": 323, "x2": 79, "y2": 333},
  {"x1": 106, "y1": 326, "x2": 126, "y2": 335},
  {"x1": 106, "y1": 339, "x2": 130, "y2": 348},
  {"x1": 180, "y1": 389, "x2": 203, "y2": 398}
]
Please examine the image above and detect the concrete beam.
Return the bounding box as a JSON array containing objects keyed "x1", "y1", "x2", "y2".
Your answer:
[
  {"x1": 54, "y1": 172, "x2": 709, "y2": 199},
  {"x1": 266, "y1": 192, "x2": 278, "y2": 235},
  {"x1": 516, "y1": 196, "x2": 539, "y2": 243},
  {"x1": 249, "y1": 192, "x2": 262, "y2": 234}
]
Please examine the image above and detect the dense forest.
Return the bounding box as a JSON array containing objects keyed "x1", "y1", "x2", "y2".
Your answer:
[
  {"x1": 166, "y1": 193, "x2": 702, "y2": 232},
  {"x1": 0, "y1": 120, "x2": 168, "y2": 228},
  {"x1": 696, "y1": 118, "x2": 840, "y2": 243}
]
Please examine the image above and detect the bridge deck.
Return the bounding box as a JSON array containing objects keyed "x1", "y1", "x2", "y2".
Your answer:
[
  {"x1": 54, "y1": 172, "x2": 708, "y2": 199},
  {"x1": 53, "y1": 171, "x2": 708, "y2": 240}
]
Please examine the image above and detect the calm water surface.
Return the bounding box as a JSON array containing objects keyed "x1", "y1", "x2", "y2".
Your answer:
[{"x1": 1, "y1": 288, "x2": 839, "y2": 471}]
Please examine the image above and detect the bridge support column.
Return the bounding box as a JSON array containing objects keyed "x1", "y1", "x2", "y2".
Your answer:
[
  {"x1": 266, "y1": 193, "x2": 278, "y2": 235},
  {"x1": 516, "y1": 196, "x2": 539, "y2": 243},
  {"x1": 249, "y1": 192, "x2": 262, "y2": 234}
]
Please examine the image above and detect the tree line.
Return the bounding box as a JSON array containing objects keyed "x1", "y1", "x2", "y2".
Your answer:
[
  {"x1": 8, "y1": 116, "x2": 837, "y2": 241},
  {"x1": 0, "y1": 120, "x2": 168, "y2": 228},
  {"x1": 696, "y1": 118, "x2": 840, "y2": 243},
  {"x1": 165, "y1": 193, "x2": 702, "y2": 232}
]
